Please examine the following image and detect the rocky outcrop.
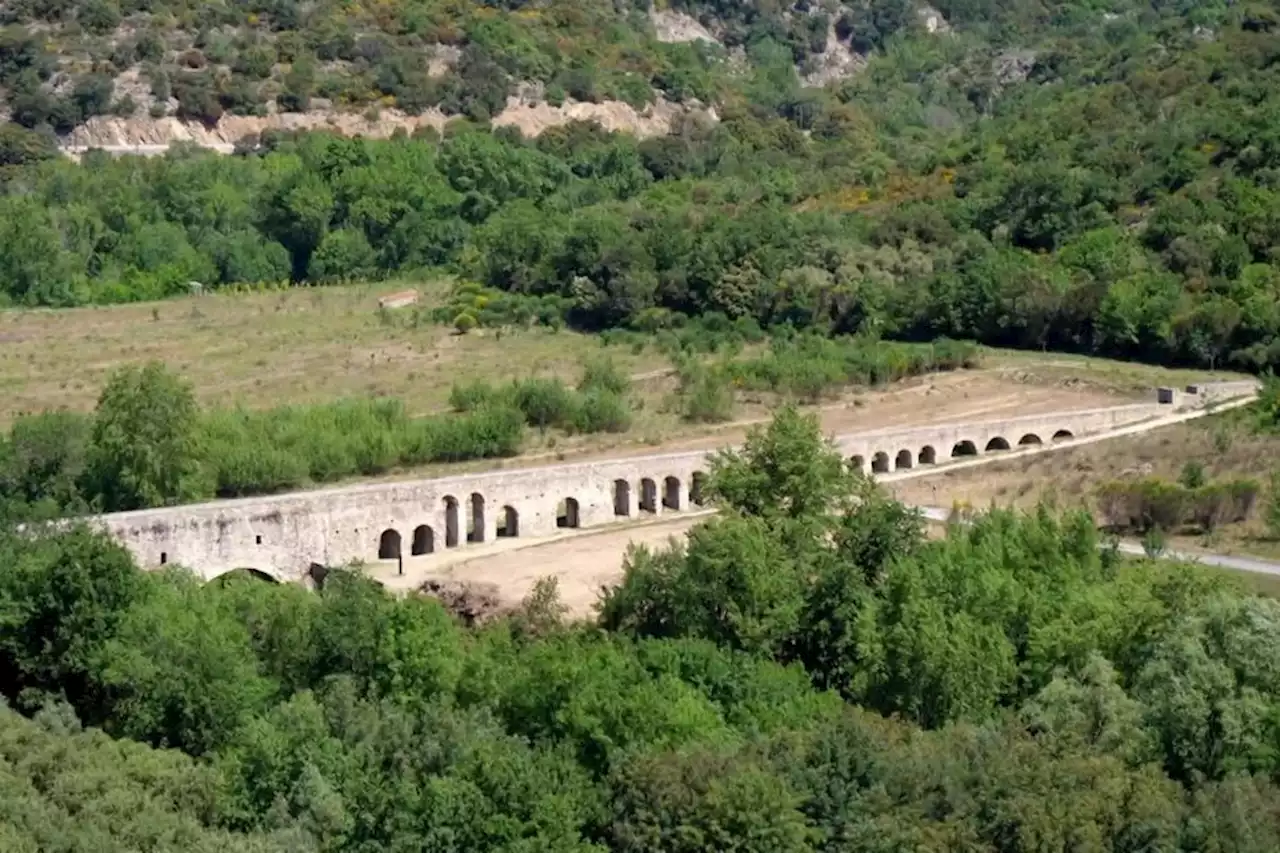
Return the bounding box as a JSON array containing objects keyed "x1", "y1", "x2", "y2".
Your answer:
[
  {"x1": 650, "y1": 8, "x2": 722, "y2": 44},
  {"x1": 60, "y1": 95, "x2": 717, "y2": 154}
]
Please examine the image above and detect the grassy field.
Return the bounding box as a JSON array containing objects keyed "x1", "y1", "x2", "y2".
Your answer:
[
  {"x1": 0, "y1": 281, "x2": 672, "y2": 425},
  {"x1": 978, "y1": 346, "x2": 1254, "y2": 397}
]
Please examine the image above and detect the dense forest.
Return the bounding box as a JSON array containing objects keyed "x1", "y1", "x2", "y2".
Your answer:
[
  {"x1": 4, "y1": 0, "x2": 1280, "y2": 371},
  {"x1": 6, "y1": 407, "x2": 1280, "y2": 850}
]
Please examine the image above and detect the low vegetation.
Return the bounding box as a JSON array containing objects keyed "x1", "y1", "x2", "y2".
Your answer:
[{"x1": 6, "y1": 408, "x2": 1280, "y2": 849}]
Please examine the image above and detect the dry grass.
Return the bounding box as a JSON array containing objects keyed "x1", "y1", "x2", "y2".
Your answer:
[
  {"x1": 892, "y1": 412, "x2": 1280, "y2": 560},
  {"x1": 979, "y1": 347, "x2": 1253, "y2": 397},
  {"x1": 0, "y1": 282, "x2": 671, "y2": 425}
]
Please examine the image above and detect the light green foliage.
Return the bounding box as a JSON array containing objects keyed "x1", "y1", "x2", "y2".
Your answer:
[{"x1": 86, "y1": 362, "x2": 206, "y2": 512}]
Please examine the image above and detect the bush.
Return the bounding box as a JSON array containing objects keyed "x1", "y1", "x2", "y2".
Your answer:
[
  {"x1": 676, "y1": 363, "x2": 735, "y2": 424},
  {"x1": 1095, "y1": 476, "x2": 1260, "y2": 534},
  {"x1": 571, "y1": 389, "x2": 632, "y2": 434}
]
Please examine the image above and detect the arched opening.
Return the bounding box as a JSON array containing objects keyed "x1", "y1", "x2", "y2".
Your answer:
[
  {"x1": 443, "y1": 496, "x2": 460, "y2": 547},
  {"x1": 919, "y1": 446, "x2": 937, "y2": 465},
  {"x1": 850, "y1": 455, "x2": 866, "y2": 473},
  {"x1": 871, "y1": 452, "x2": 890, "y2": 474},
  {"x1": 985, "y1": 436, "x2": 1011, "y2": 452},
  {"x1": 691, "y1": 471, "x2": 707, "y2": 506},
  {"x1": 663, "y1": 476, "x2": 682, "y2": 510},
  {"x1": 1052, "y1": 429, "x2": 1074, "y2": 442},
  {"x1": 496, "y1": 505, "x2": 519, "y2": 538},
  {"x1": 895, "y1": 449, "x2": 913, "y2": 470},
  {"x1": 640, "y1": 478, "x2": 658, "y2": 513},
  {"x1": 557, "y1": 497, "x2": 580, "y2": 528},
  {"x1": 951, "y1": 440, "x2": 978, "y2": 457},
  {"x1": 614, "y1": 479, "x2": 631, "y2": 516},
  {"x1": 378, "y1": 529, "x2": 402, "y2": 559},
  {"x1": 411, "y1": 525, "x2": 434, "y2": 555},
  {"x1": 1018, "y1": 434, "x2": 1042, "y2": 446},
  {"x1": 159, "y1": 552, "x2": 168, "y2": 565},
  {"x1": 468, "y1": 492, "x2": 485, "y2": 543},
  {"x1": 213, "y1": 567, "x2": 279, "y2": 585}
]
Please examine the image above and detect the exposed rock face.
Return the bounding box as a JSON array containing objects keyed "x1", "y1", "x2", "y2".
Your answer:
[
  {"x1": 650, "y1": 8, "x2": 721, "y2": 44},
  {"x1": 801, "y1": 20, "x2": 868, "y2": 88},
  {"x1": 918, "y1": 3, "x2": 952, "y2": 33},
  {"x1": 60, "y1": 95, "x2": 717, "y2": 154}
]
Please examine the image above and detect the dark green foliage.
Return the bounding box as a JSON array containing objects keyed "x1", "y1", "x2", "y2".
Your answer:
[
  {"x1": 1096, "y1": 476, "x2": 1262, "y2": 533},
  {"x1": 9, "y1": 404, "x2": 1280, "y2": 847}
]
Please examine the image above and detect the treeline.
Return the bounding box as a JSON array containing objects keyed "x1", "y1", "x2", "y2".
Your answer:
[{"x1": 6, "y1": 408, "x2": 1280, "y2": 849}]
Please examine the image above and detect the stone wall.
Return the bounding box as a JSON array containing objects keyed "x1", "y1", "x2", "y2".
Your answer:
[{"x1": 91, "y1": 403, "x2": 1167, "y2": 582}]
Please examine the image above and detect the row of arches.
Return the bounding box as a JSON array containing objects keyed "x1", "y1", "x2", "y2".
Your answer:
[
  {"x1": 852, "y1": 430, "x2": 1073, "y2": 475},
  {"x1": 375, "y1": 474, "x2": 709, "y2": 562},
  {"x1": 611, "y1": 473, "x2": 706, "y2": 517}
]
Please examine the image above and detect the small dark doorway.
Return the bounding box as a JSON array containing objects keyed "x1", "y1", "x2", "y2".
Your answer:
[
  {"x1": 411, "y1": 525, "x2": 434, "y2": 556},
  {"x1": 985, "y1": 436, "x2": 1010, "y2": 451},
  {"x1": 951, "y1": 440, "x2": 978, "y2": 457},
  {"x1": 1052, "y1": 429, "x2": 1074, "y2": 442},
  {"x1": 614, "y1": 479, "x2": 631, "y2": 516},
  {"x1": 662, "y1": 476, "x2": 681, "y2": 510},
  {"x1": 1018, "y1": 434, "x2": 1043, "y2": 446},
  {"x1": 443, "y1": 496, "x2": 460, "y2": 547},
  {"x1": 557, "y1": 498, "x2": 580, "y2": 528},
  {"x1": 919, "y1": 446, "x2": 937, "y2": 465},
  {"x1": 872, "y1": 452, "x2": 890, "y2": 473},
  {"x1": 468, "y1": 492, "x2": 485, "y2": 543},
  {"x1": 640, "y1": 478, "x2": 658, "y2": 513},
  {"x1": 895, "y1": 449, "x2": 913, "y2": 470},
  {"x1": 379, "y1": 529, "x2": 402, "y2": 559},
  {"x1": 497, "y1": 505, "x2": 519, "y2": 537}
]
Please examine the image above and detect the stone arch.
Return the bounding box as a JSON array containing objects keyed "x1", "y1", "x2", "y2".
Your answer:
[
  {"x1": 211, "y1": 567, "x2": 279, "y2": 584},
  {"x1": 662, "y1": 476, "x2": 682, "y2": 510},
  {"x1": 639, "y1": 478, "x2": 658, "y2": 513},
  {"x1": 468, "y1": 492, "x2": 485, "y2": 543},
  {"x1": 378, "y1": 528, "x2": 402, "y2": 559},
  {"x1": 919, "y1": 446, "x2": 937, "y2": 465},
  {"x1": 412, "y1": 524, "x2": 434, "y2": 556},
  {"x1": 557, "y1": 497, "x2": 580, "y2": 528},
  {"x1": 985, "y1": 436, "x2": 1011, "y2": 451},
  {"x1": 895, "y1": 449, "x2": 913, "y2": 470},
  {"x1": 691, "y1": 471, "x2": 708, "y2": 506},
  {"x1": 496, "y1": 505, "x2": 518, "y2": 538},
  {"x1": 443, "y1": 496, "x2": 460, "y2": 547},
  {"x1": 1052, "y1": 429, "x2": 1074, "y2": 441},
  {"x1": 850, "y1": 454, "x2": 866, "y2": 473},
  {"x1": 951, "y1": 440, "x2": 978, "y2": 457},
  {"x1": 871, "y1": 452, "x2": 890, "y2": 474},
  {"x1": 613, "y1": 479, "x2": 631, "y2": 516},
  {"x1": 1018, "y1": 433, "x2": 1043, "y2": 446}
]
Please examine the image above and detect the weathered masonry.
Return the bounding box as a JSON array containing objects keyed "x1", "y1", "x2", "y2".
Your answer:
[{"x1": 90, "y1": 402, "x2": 1174, "y2": 583}]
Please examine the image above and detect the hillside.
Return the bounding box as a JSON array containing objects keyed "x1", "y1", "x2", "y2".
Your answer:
[
  {"x1": 2, "y1": 0, "x2": 1280, "y2": 377},
  {"x1": 0, "y1": 0, "x2": 938, "y2": 140}
]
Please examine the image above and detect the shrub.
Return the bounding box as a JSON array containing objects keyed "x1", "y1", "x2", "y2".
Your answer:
[
  {"x1": 579, "y1": 354, "x2": 631, "y2": 396},
  {"x1": 453, "y1": 311, "x2": 478, "y2": 334},
  {"x1": 677, "y1": 363, "x2": 735, "y2": 424},
  {"x1": 571, "y1": 390, "x2": 632, "y2": 434}
]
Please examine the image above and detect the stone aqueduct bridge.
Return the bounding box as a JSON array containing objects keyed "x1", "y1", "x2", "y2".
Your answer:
[{"x1": 93, "y1": 401, "x2": 1175, "y2": 583}]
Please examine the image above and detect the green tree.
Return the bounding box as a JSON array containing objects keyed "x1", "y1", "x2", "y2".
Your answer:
[{"x1": 86, "y1": 362, "x2": 207, "y2": 511}]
